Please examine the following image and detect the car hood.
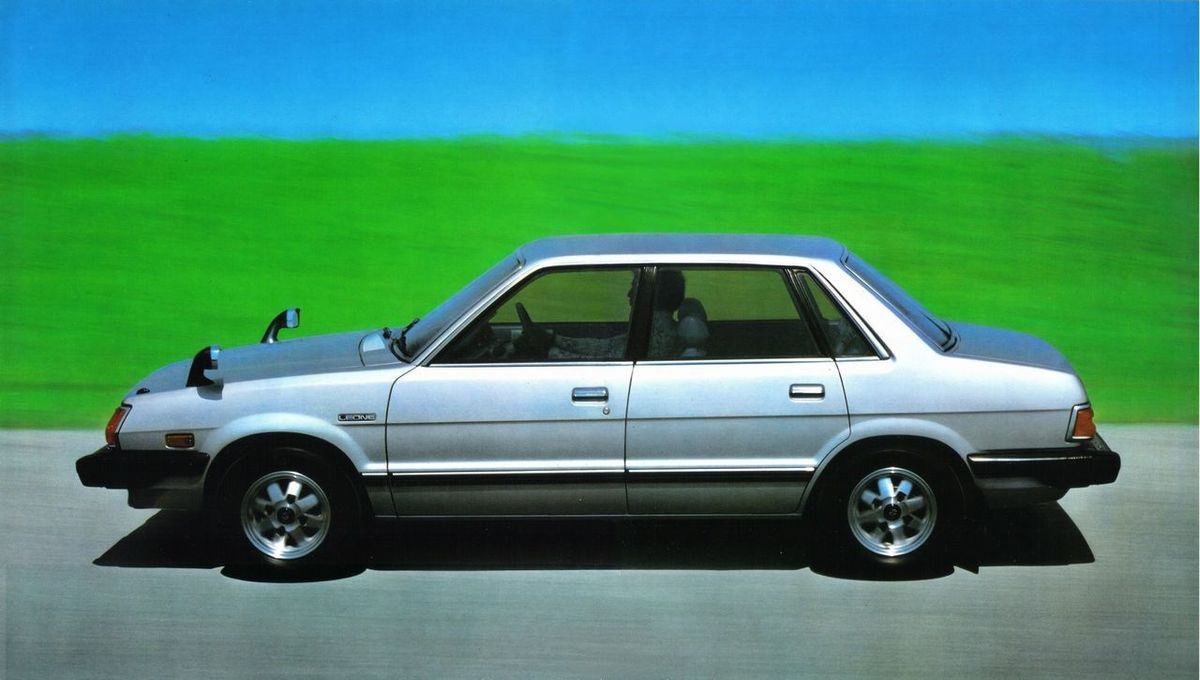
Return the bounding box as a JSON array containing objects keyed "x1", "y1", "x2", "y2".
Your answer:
[
  {"x1": 948, "y1": 322, "x2": 1075, "y2": 374},
  {"x1": 127, "y1": 329, "x2": 386, "y2": 396}
]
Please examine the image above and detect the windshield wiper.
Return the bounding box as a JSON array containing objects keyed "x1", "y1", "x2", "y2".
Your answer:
[{"x1": 390, "y1": 317, "x2": 420, "y2": 358}]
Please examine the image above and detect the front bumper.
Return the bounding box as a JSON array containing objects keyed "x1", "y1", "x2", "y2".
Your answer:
[
  {"x1": 77, "y1": 445, "x2": 210, "y2": 490},
  {"x1": 966, "y1": 435, "x2": 1121, "y2": 508}
]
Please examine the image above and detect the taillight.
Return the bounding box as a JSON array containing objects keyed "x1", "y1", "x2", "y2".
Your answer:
[
  {"x1": 1069, "y1": 404, "x2": 1096, "y2": 441},
  {"x1": 105, "y1": 405, "x2": 130, "y2": 446}
]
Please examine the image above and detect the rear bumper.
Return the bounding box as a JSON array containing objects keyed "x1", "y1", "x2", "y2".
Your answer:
[
  {"x1": 967, "y1": 435, "x2": 1120, "y2": 487},
  {"x1": 966, "y1": 435, "x2": 1120, "y2": 508},
  {"x1": 76, "y1": 445, "x2": 210, "y2": 490}
]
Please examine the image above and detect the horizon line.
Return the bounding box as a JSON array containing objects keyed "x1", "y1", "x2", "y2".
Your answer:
[{"x1": 1, "y1": 130, "x2": 1196, "y2": 147}]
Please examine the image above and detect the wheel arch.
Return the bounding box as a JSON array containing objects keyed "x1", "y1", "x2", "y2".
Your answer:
[
  {"x1": 203, "y1": 432, "x2": 370, "y2": 514},
  {"x1": 800, "y1": 434, "x2": 985, "y2": 519}
]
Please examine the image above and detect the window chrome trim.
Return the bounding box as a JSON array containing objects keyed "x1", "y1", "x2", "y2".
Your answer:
[
  {"x1": 634, "y1": 357, "x2": 834, "y2": 366},
  {"x1": 422, "y1": 361, "x2": 635, "y2": 369}
]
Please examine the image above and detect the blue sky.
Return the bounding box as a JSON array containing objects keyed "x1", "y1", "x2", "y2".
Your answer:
[{"x1": 1, "y1": 0, "x2": 1195, "y2": 138}]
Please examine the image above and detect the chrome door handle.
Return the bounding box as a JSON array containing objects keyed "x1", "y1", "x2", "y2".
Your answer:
[
  {"x1": 789, "y1": 384, "x2": 825, "y2": 399},
  {"x1": 572, "y1": 386, "x2": 609, "y2": 403}
]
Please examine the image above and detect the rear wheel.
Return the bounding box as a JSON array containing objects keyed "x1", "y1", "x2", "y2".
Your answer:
[
  {"x1": 846, "y1": 466, "x2": 938, "y2": 557},
  {"x1": 815, "y1": 450, "x2": 961, "y2": 573},
  {"x1": 219, "y1": 447, "x2": 363, "y2": 569}
]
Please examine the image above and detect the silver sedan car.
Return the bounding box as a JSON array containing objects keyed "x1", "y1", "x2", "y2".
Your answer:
[{"x1": 77, "y1": 233, "x2": 1120, "y2": 570}]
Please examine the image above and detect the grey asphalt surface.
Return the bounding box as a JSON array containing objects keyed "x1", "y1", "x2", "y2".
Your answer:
[{"x1": 2, "y1": 425, "x2": 1196, "y2": 679}]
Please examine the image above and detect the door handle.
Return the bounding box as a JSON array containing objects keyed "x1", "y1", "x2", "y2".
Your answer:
[
  {"x1": 789, "y1": 384, "x2": 825, "y2": 400},
  {"x1": 572, "y1": 386, "x2": 609, "y2": 403}
]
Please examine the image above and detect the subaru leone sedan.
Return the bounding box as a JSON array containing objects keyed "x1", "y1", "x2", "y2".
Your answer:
[{"x1": 77, "y1": 234, "x2": 1120, "y2": 570}]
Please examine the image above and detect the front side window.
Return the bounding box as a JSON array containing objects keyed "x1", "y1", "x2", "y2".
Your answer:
[
  {"x1": 645, "y1": 267, "x2": 824, "y2": 360},
  {"x1": 436, "y1": 267, "x2": 640, "y2": 363},
  {"x1": 399, "y1": 254, "x2": 521, "y2": 358}
]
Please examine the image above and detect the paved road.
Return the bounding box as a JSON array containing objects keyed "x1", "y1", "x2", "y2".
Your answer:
[{"x1": 2, "y1": 426, "x2": 1196, "y2": 679}]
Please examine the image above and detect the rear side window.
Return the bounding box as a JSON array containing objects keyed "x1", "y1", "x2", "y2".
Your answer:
[
  {"x1": 646, "y1": 267, "x2": 825, "y2": 360},
  {"x1": 795, "y1": 271, "x2": 876, "y2": 358}
]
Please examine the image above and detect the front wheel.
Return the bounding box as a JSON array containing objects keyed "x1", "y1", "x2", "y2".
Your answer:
[{"x1": 219, "y1": 447, "x2": 363, "y2": 569}]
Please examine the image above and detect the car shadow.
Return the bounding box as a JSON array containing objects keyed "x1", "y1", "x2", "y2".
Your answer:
[{"x1": 93, "y1": 503, "x2": 1094, "y2": 583}]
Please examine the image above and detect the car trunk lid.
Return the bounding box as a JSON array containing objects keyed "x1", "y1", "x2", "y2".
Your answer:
[{"x1": 947, "y1": 322, "x2": 1075, "y2": 373}]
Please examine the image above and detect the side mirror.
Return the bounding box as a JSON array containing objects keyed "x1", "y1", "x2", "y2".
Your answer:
[
  {"x1": 186, "y1": 344, "x2": 221, "y2": 387},
  {"x1": 261, "y1": 308, "x2": 301, "y2": 344}
]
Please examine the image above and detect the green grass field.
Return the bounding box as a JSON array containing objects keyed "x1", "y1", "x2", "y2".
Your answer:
[{"x1": 1, "y1": 136, "x2": 1195, "y2": 428}]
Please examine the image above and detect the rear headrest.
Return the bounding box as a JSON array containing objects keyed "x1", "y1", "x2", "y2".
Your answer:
[
  {"x1": 677, "y1": 297, "x2": 707, "y2": 322},
  {"x1": 677, "y1": 298, "x2": 709, "y2": 358}
]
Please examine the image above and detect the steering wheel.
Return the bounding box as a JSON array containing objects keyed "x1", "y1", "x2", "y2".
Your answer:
[
  {"x1": 461, "y1": 323, "x2": 501, "y2": 361},
  {"x1": 513, "y1": 302, "x2": 552, "y2": 357},
  {"x1": 515, "y1": 302, "x2": 537, "y2": 336}
]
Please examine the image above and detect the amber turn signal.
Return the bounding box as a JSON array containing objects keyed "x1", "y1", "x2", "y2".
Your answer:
[
  {"x1": 105, "y1": 405, "x2": 130, "y2": 446},
  {"x1": 164, "y1": 433, "x2": 195, "y2": 449},
  {"x1": 1070, "y1": 406, "x2": 1096, "y2": 441}
]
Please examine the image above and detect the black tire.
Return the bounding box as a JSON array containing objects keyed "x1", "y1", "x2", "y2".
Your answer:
[
  {"x1": 813, "y1": 449, "x2": 962, "y2": 575},
  {"x1": 217, "y1": 446, "x2": 364, "y2": 570}
]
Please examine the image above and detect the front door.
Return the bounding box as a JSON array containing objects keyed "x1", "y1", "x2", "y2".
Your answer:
[{"x1": 386, "y1": 266, "x2": 641, "y2": 515}]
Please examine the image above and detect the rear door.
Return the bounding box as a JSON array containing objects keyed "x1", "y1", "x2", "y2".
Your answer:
[{"x1": 625, "y1": 266, "x2": 851, "y2": 514}]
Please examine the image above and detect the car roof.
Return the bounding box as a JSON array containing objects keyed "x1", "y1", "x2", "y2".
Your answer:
[{"x1": 516, "y1": 233, "x2": 846, "y2": 266}]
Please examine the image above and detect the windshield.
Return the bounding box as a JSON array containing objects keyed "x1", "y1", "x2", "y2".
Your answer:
[
  {"x1": 843, "y1": 252, "x2": 954, "y2": 349},
  {"x1": 395, "y1": 252, "x2": 522, "y2": 358}
]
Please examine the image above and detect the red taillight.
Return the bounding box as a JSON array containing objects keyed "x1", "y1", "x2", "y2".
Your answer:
[
  {"x1": 105, "y1": 405, "x2": 130, "y2": 446},
  {"x1": 1070, "y1": 405, "x2": 1096, "y2": 441}
]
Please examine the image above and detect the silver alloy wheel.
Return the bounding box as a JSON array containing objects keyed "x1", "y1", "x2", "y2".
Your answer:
[
  {"x1": 847, "y1": 466, "x2": 937, "y2": 557},
  {"x1": 240, "y1": 470, "x2": 331, "y2": 560}
]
